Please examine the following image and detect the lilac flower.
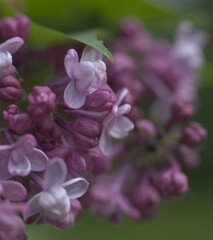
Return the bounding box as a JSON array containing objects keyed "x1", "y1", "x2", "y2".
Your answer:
[
  {"x1": 24, "y1": 158, "x2": 89, "y2": 225},
  {"x1": 0, "y1": 134, "x2": 48, "y2": 179},
  {"x1": 181, "y1": 122, "x2": 207, "y2": 147},
  {"x1": 99, "y1": 88, "x2": 134, "y2": 155},
  {"x1": 73, "y1": 118, "x2": 101, "y2": 149},
  {"x1": 27, "y1": 86, "x2": 56, "y2": 117},
  {"x1": 84, "y1": 88, "x2": 115, "y2": 112},
  {"x1": 89, "y1": 163, "x2": 140, "y2": 222},
  {"x1": 0, "y1": 37, "x2": 24, "y2": 78},
  {"x1": 0, "y1": 75, "x2": 23, "y2": 102},
  {"x1": 3, "y1": 105, "x2": 33, "y2": 134},
  {"x1": 0, "y1": 180, "x2": 27, "y2": 201},
  {"x1": 158, "y1": 169, "x2": 188, "y2": 197},
  {"x1": 0, "y1": 15, "x2": 30, "y2": 41},
  {"x1": 63, "y1": 46, "x2": 107, "y2": 109},
  {"x1": 0, "y1": 200, "x2": 27, "y2": 240}
]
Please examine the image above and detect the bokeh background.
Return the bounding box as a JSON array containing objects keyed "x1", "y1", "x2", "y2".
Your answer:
[{"x1": 3, "y1": 0, "x2": 213, "y2": 239}]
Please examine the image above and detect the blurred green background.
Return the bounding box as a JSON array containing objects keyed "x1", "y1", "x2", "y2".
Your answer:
[{"x1": 2, "y1": 0, "x2": 213, "y2": 239}]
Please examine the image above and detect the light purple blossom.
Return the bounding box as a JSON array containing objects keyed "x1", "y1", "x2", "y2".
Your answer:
[
  {"x1": 0, "y1": 37, "x2": 24, "y2": 78},
  {"x1": 24, "y1": 158, "x2": 89, "y2": 225},
  {"x1": 99, "y1": 88, "x2": 134, "y2": 155},
  {"x1": 0, "y1": 134, "x2": 48, "y2": 179},
  {"x1": 64, "y1": 46, "x2": 107, "y2": 109}
]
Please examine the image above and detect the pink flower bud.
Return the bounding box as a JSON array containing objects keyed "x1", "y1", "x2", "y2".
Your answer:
[
  {"x1": 158, "y1": 169, "x2": 188, "y2": 197},
  {"x1": 73, "y1": 119, "x2": 101, "y2": 149},
  {"x1": 66, "y1": 151, "x2": 86, "y2": 173},
  {"x1": 3, "y1": 105, "x2": 33, "y2": 134},
  {"x1": 0, "y1": 18, "x2": 18, "y2": 40},
  {"x1": 32, "y1": 117, "x2": 61, "y2": 150},
  {"x1": 0, "y1": 15, "x2": 29, "y2": 41},
  {"x1": 170, "y1": 100, "x2": 194, "y2": 122},
  {"x1": 182, "y1": 122, "x2": 206, "y2": 147},
  {"x1": 136, "y1": 119, "x2": 156, "y2": 137},
  {"x1": 0, "y1": 75, "x2": 22, "y2": 102},
  {"x1": 84, "y1": 88, "x2": 115, "y2": 112},
  {"x1": 27, "y1": 86, "x2": 56, "y2": 117}
]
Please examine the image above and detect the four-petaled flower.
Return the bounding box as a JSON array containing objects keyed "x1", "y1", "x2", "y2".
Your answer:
[
  {"x1": 24, "y1": 158, "x2": 89, "y2": 225},
  {"x1": 64, "y1": 46, "x2": 107, "y2": 109}
]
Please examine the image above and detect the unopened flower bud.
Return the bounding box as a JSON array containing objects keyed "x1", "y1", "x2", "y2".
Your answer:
[
  {"x1": 15, "y1": 15, "x2": 30, "y2": 40},
  {"x1": 158, "y1": 169, "x2": 188, "y2": 197},
  {"x1": 66, "y1": 151, "x2": 86, "y2": 173},
  {"x1": 0, "y1": 15, "x2": 29, "y2": 41},
  {"x1": 170, "y1": 100, "x2": 194, "y2": 122},
  {"x1": 136, "y1": 119, "x2": 156, "y2": 137},
  {"x1": 73, "y1": 119, "x2": 101, "y2": 149},
  {"x1": 27, "y1": 86, "x2": 56, "y2": 117},
  {"x1": 0, "y1": 75, "x2": 22, "y2": 102},
  {"x1": 181, "y1": 122, "x2": 206, "y2": 147},
  {"x1": 85, "y1": 88, "x2": 115, "y2": 112},
  {"x1": 32, "y1": 117, "x2": 61, "y2": 150},
  {"x1": 3, "y1": 105, "x2": 33, "y2": 134}
]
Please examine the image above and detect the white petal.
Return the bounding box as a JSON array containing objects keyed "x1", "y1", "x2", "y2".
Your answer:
[
  {"x1": 81, "y1": 46, "x2": 102, "y2": 62},
  {"x1": 62, "y1": 178, "x2": 89, "y2": 199},
  {"x1": 99, "y1": 130, "x2": 112, "y2": 156},
  {"x1": 108, "y1": 116, "x2": 134, "y2": 139},
  {"x1": 73, "y1": 62, "x2": 94, "y2": 92},
  {"x1": 0, "y1": 51, "x2": 12, "y2": 68},
  {"x1": 0, "y1": 37, "x2": 24, "y2": 54},
  {"x1": 8, "y1": 156, "x2": 31, "y2": 176},
  {"x1": 64, "y1": 81, "x2": 86, "y2": 109},
  {"x1": 24, "y1": 193, "x2": 42, "y2": 220},
  {"x1": 44, "y1": 158, "x2": 67, "y2": 189},
  {"x1": 64, "y1": 49, "x2": 79, "y2": 78},
  {"x1": 28, "y1": 148, "x2": 48, "y2": 172},
  {"x1": 117, "y1": 104, "x2": 131, "y2": 116}
]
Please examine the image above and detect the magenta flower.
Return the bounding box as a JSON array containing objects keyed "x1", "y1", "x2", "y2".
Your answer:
[
  {"x1": 64, "y1": 46, "x2": 107, "y2": 109},
  {"x1": 0, "y1": 134, "x2": 48, "y2": 179},
  {"x1": 27, "y1": 86, "x2": 56, "y2": 117},
  {"x1": 3, "y1": 104, "x2": 33, "y2": 134},
  {"x1": 99, "y1": 88, "x2": 134, "y2": 155},
  {"x1": 0, "y1": 37, "x2": 24, "y2": 78},
  {"x1": 24, "y1": 158, "x2": 89, "y2": 225}
]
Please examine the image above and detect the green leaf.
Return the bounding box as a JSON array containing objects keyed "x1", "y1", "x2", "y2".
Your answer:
[{"x1": 0, "y1": 0, "x2": 113, "y2": 61}]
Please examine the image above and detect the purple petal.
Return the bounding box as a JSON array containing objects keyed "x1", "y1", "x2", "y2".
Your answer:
[
  {"x1": 62, "y1": 178, "x2": 89, "y2": 199},
  {"x1": 88, "y1": 61, "x2": 107, "y2": 93},
  {"x1": 64, "y1": 81, "x2": 86, "y2": 109},
  {"x1": 64, "y1": 49, "x2": 79, "y2": 78},
  {"x1": 118, "y1": 196, "x2": 141, "y2": 220},
  {"x1": 0, "y1": 158, "x2": 11, "y2": 180},
  {"x1": 73, "y1": 62, "x2": 94, "y2": 92},
  {"x1": 117, "y1": 104, "x2": 131, "y2": 116},
  {"x1": 8, "y1": 156, "x2": 31, "y2": 176},
  {"x1": 99, "y1": 130, "x2": 112, "y2": 156},
  {"x1": 0, "y1": 145, "x2": 12, "y2": 160},
  {"x1": 0, "y1": 180, "x2": 27, "y2": 201},
  {"x1": 108, "y1": 116, "x2": 134, "y2": 139},
  {"x1": 44, "y1": 158, "x2": 67, "y2": 189},
  {"x1": 28, "y1": 148, "x2": 48, "y2": 172},
  {"x1": 81, "y1": 46, "x2": 102, "y2": 62},
  {"x1": 24, "y1": 193, "x2": 42, "y2": 220},
  {"x1": 0, "y1": 37, "x2": 24, "y2": 54}
]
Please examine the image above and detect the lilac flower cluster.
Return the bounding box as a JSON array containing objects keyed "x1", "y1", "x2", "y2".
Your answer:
[{"x1": 0, "y1": 14, "x2": 207, "y2": 239}]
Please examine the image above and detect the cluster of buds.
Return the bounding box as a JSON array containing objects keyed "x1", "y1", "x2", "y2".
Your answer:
[{"x1": 0, "y1": 15, "x2": 207, "y2": 240}]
